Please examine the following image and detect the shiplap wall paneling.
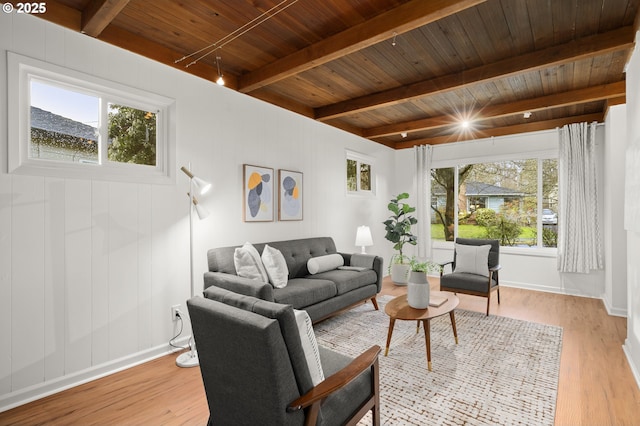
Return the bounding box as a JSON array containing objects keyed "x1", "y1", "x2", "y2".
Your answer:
[
  {"x1": 65, "y1": 179, "x2": 93, "y2": 373},
  {"x1": 137, "y1": 184, "x2": 153, "y2": 351},
  {"x1": 91, "y1": 181, "x2": 110, "y2": 367},
  {"x1": 11, "y1": 176, "x2": 45, "y2": 390},
  {"x1": 0, "y1": 175, "x2": 12, "y2": 395},
  {"x1": 44, "y1": 177, "x2": 65, "y2": 382},
  {"x1": 107, "y1": 182, "x2": 142, "y2": 360}
]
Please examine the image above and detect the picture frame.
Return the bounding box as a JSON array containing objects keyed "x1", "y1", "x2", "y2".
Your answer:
[
  {"x1": 243, "y1": 164, "x2": 274, "y2": 222},
  {"x1": 278, "y1": 169, "x2": 303, "y2": 221}
]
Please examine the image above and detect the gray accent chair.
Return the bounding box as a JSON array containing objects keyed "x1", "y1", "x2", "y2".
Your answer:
[
  {"x1": 188, "y1": 286, "x2": 381, "y2": 426},
  {"x1": 439, "y1": 238, "x2": 501, "y2": 316}
]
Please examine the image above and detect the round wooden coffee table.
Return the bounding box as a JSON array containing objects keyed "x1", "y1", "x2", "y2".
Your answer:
[{"x1": 384, "y1": 291, "x2": 460, "y2": 371}]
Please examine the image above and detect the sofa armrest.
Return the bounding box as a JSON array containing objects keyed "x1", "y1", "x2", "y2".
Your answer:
[
  {"x1": 339, "y1": 253, "x2": 384, "y2": 293},
  {"x1": 203, "y1": 271, "x2": 275, "y2": 302}
]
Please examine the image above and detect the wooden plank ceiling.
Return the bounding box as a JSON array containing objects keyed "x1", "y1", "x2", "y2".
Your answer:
[{"x1": 31, "y1": 0, "x2": 639, "y2": 148}]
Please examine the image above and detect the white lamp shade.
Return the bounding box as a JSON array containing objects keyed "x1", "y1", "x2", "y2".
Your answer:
[
  {"x1": 355, "y1": 226, "x2": 373, "y2": 248},
  {"x1": 192, "y1": 176, "x2": 212, "y2": 195}
]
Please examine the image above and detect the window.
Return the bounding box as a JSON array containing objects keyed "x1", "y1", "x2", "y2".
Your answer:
[
  {"x1": 8, "y1": 52, "x2": 175, "y2": 184},
  {"x1": 346, "y1": 151, "x2": 374, "y2": 194},
  {"x1": 430, "y1": 156, "x2": 558, "y2": 248}
]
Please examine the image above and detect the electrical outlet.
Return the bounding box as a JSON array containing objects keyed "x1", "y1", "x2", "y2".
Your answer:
[{"x1": 171, "y1": 304, "x2": 181, "y2": 321}]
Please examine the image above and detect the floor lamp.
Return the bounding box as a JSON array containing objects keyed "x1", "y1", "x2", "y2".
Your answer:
[{"x1": 176, "y1": 164, "x2": 211, "y2": 368}]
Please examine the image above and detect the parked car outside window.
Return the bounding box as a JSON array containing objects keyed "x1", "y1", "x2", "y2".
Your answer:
[{"x1": 542, "y1": 209, "x2": 557, "y2": 225}]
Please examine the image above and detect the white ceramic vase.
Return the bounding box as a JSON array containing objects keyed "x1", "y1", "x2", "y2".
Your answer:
[
  {"x1": 391, "y1": 263, "x2": 411, "y2": 285},
  {"x1": 407, "y1": 270, "x2": 430, "y2": 309}
]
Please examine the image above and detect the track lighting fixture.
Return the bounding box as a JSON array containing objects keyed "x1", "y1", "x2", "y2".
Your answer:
[{"x1": 215, "y1": 56, "x2": 225, "y2": 86}]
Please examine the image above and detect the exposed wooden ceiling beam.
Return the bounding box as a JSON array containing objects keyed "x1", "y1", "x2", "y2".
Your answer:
[
  {"x1": 392, "y1": 113, "x2": 604, "y2": 149},
  {"x1": 364, "y1": 80, "x2": 626, "y2": 138},
  {"x1": 316, "y1": 26, "x2": 635, "y2": 121},
  {"x1": 237, "y1": 0, "x2": 486, "y2": 93},
  {"x1": 81, "y1": 0, "x2": 130, "y2": 37}
]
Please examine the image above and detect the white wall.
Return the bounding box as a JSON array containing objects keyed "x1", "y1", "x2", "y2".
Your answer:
[
  {"x1": 603, "y1": 104, "x2": 628, "y2": 317},
  {"x1": 0, "y1": 12, "x2": 395, "y2": 410},
  {"x1": 623, "y1": 33, "x2": 640, "y2": 389},
  {"x1": 394, "y1": 129, "x2": 613, "y2": 300}
]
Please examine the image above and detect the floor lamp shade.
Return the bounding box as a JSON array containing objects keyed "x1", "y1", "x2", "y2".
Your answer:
[{"x1": 355, "y1": 225, "x2": 373, "y2": 254}]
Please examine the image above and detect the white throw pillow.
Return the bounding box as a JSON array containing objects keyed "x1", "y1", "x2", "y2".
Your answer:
[
  {"x1": 307, "y1": 253, "x2": 344, "y2": 274},
  {"x1": 261, "y1": 244, "x2": 289, "y2": 288},
  {"x1": 234, "y1": 242, "x2": 269, "y2": 282},
  {"x1": 293, "y1": 309, "x2": 324, "y2": 386},
  {"x1": 454, "y1": 243, "x2": 491, "y2": 277}
]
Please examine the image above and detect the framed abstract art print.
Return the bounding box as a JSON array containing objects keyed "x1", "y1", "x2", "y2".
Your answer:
[
  {"x1": 243, "y1": 164, "x2": 274, "y2": 222},
  {"x1": 278, "y1": 169, "x2": 303, "y2": 221}
]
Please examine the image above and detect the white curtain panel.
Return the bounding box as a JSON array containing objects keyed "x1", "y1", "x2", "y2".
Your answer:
[
  {"x1": 414, "y1": 145, "x2": 433, "y2": 259},
  {"x1": 557, "y1": 122, "x2": 603, "y2": 273}
]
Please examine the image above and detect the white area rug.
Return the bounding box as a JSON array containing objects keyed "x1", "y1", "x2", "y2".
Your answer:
[{"x1": 314, "y1": 296, "x2": 562, "y2": 426}]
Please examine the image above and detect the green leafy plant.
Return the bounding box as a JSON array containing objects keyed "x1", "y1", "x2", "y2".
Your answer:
[
  {"x1": 383, "y1": 192, "x2": 417, "y2": 264},
  {"x1": 410, "y1": 257, "x2": 440, "y2": 274}
]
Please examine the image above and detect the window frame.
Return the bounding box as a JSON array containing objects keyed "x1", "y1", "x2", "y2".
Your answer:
[
  {"x1": 430, "y1": 149, "x2": 558, "y2": 255},
  {"x1": 8, "y1": 52, "x2": 176, "y2": 184},
  {"x1": 345, "y1": 150, "x2": 375, "y2": 196}
]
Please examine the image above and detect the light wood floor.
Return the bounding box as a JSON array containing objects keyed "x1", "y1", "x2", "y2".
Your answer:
[{"x1": 1, "y1": 278, "x2": 639, "y2": 425}]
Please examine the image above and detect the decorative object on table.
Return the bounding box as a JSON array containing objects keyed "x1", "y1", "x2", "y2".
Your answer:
[
  {"x1": 354, "y1": 225, "x2": 373, "y2": 254},
  {"x1": 407, "y1": 258, "x2": 432, "y2": 309},
  {"x1": 243, "y1": 164, "x2": 274, "y2": 222},
  {"x1": 278, "y1": 169, "x2": 303, "y2": 221},
  {"x1": 315, "y1": 296, "x2": 562, "y2": 426},
  {"x1": 439, "y1": 238, "x2": 501, "y2": 316},
  {"x1": 176, "y1": 164, "x2": 212, "y2": 368},
  {"x1": 383, "y1": 192, "x2": 417, "y2": 284}
]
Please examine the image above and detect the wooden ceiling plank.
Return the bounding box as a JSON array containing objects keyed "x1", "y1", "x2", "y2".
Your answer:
[
  {"x1": 315, "y1": 25, "x2": 635, "y2": 121},
  {"x1": 392, "y1": 112, "x2": 604, "y2": 149},
  {"x1": 82, "y1": 0, "x2": 131, "y2": 37},
  {"x1": 364, "y1": 80, "x2": 625, "y2": 137},
  {"x1": 96, "y1": 25, "x2": 236, "y2": 88},
  {"x1": 237, "y1": 0, "x2": 487, "y2": 93},
  {"x1": 34, "y1": 0, "x2": 82, "y2": 31}
]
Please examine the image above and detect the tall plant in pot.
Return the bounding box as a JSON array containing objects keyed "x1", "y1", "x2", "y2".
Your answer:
[{"x1": 383, "y1": 192, "x2": 418, "y2": 284}]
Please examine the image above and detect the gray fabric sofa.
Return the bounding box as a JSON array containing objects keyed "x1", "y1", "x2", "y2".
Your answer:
[{"x1": 203, "y1": 237, "x2": 383, "y2": 322}]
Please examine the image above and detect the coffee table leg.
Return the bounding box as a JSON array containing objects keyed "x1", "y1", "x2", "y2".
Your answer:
[
  {"x1": 385, "y1": 318, "x2": 396, "y2": 356},
  {"x1": 416, "y1": 320, "x2": 420, "y2": 333},
  {"x1": 449, "y1": 311, "x2": 459, "y2": 344},
  {"x1": 423, "y1": 319, "x2": 432, "y2": 371}
]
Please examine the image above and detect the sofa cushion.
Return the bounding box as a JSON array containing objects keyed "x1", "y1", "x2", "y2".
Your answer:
[
  {"x1": 234, "y1": 242, "x2": 268, "y2": 282},
  {"x1": 307, "y1": 253, "x2": 344, "y2": 274},
  {"x1": 262, "y1": 244, "x2": 289, "y2": 288},
  {"x1": 273, "y1": 278, "x2": 337, "y2": 309},
  {"x1": 308, "y1": 269, "x2": 378, "y2": 295}
]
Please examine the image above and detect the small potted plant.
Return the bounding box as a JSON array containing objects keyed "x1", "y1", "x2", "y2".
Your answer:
[
  {"x1": 407, "y1": 258, "x2": 432, "y2": 309},
  {"x1": 383, "y1": 192, "x2": 417, "y2": 284}
]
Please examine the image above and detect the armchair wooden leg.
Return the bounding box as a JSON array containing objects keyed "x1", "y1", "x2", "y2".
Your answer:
[
  {"x1": 486, "y1": 293, "x2": 491, "y2": 316},
  {"x1": 497, "y1": 287, "x2": 501, "y2": 304}
]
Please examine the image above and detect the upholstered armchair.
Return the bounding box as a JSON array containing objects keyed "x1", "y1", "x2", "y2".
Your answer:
[
  {"x1": 439, "y1": 238, "x2": 501, "y2": 316},
  {"x1": 187, "y1": 286, "x2": 380, "y2": 426}
]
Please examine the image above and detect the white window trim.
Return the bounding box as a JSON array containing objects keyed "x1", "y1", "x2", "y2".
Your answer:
[
  {"x1": 346, "y1": 149, "x2": 376, "y2": 196},
  {"x1": 7, "y1": 52, "x2": 176, "y2": 184}
]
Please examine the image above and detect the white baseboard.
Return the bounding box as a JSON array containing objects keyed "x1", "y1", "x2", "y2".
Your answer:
[
  {"x1": 501, "y1": 281, "x2": 627, "y2": 317},
  {"x1": 623, "y1": 341, "x2": 640, "y2": 391},
  {"x1": 0, "y1": 336, "x2": 190, "y2": 414}
]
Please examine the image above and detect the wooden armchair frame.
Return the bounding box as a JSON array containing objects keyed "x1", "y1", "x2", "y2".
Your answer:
[{"x1": 288, "y1": 345, "x2": 381, "y2": 426}]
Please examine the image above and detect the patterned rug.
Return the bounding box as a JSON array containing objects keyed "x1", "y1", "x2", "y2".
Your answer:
[{"x1": 314, "y1": 295, "x2": 563, "y2": 426}]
